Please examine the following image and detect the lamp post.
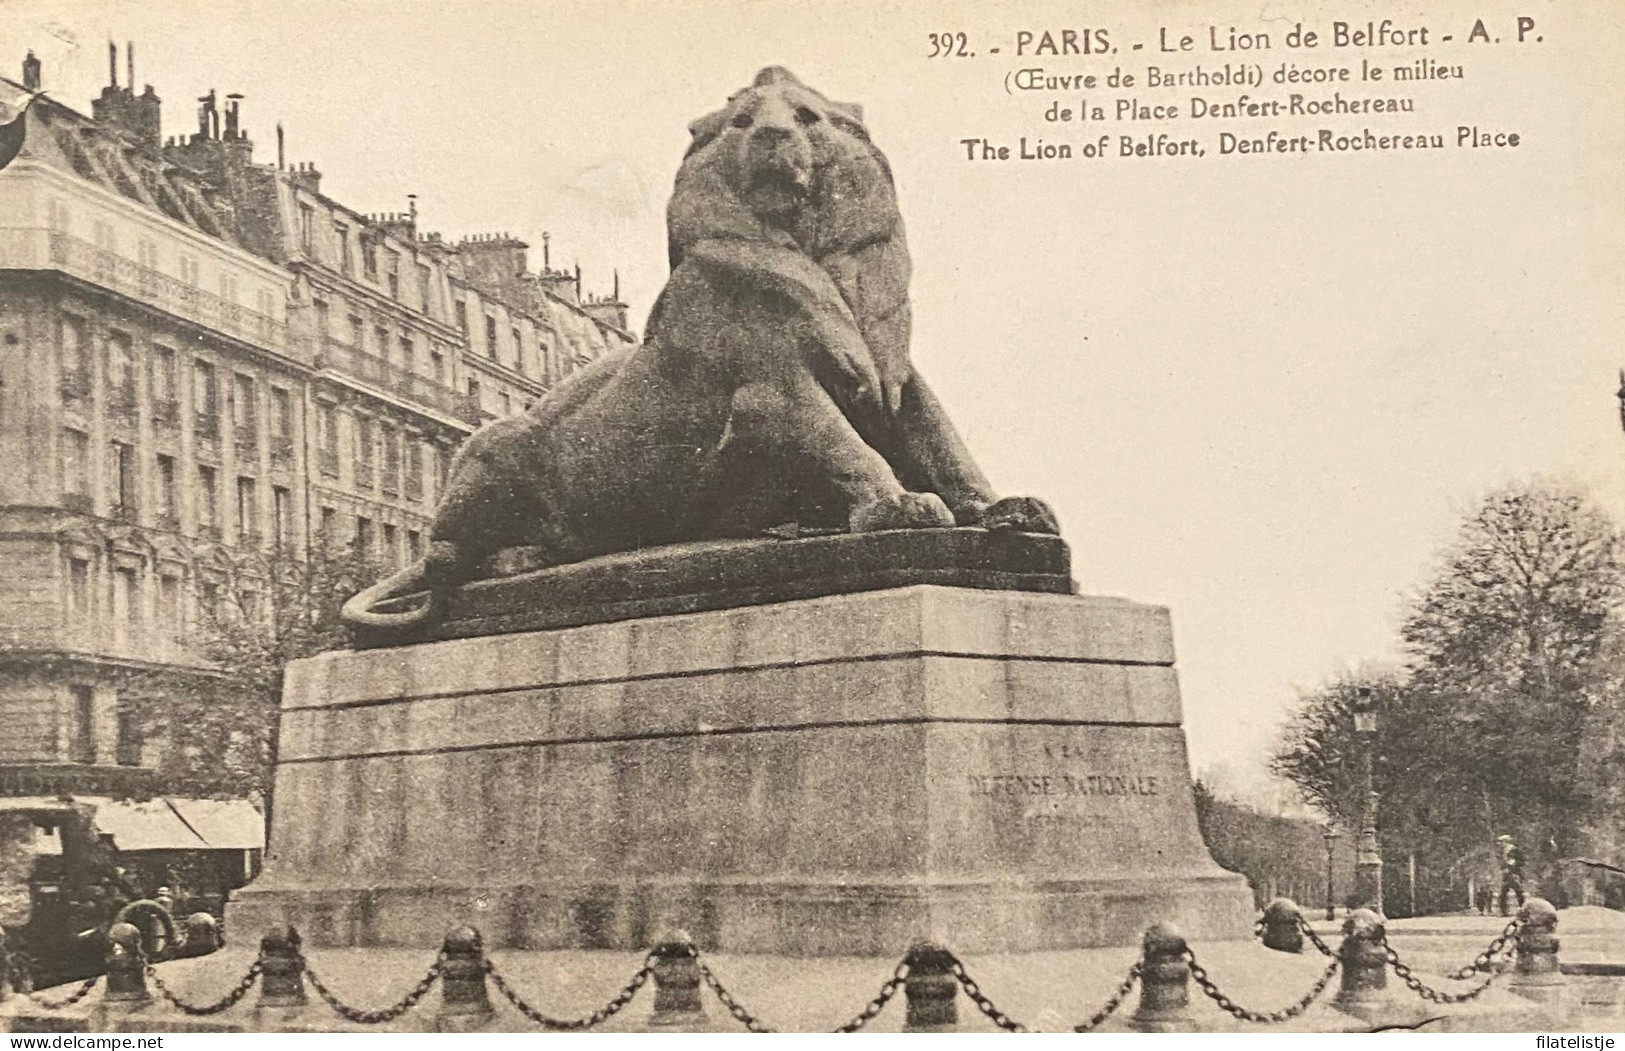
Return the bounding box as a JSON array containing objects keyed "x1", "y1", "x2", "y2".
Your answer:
[
  {"x1": 1351, "y1": 686, "x2": 1383, "y2": 914},
  {"x1": 1322, "y1": 825, "x2": 1342, "y2": 921}
]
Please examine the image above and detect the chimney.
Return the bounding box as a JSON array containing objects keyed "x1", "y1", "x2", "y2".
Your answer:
[
  {"x1": 126, "y1": 41, "x2": 133, "y2": 94},
  {"x1": 288, "y1": 160, "x2": 322, "y2": 195},
  {"x1": 22, "y1": 51, "x2": 40, "y2": 91},
  {"x1": 107, "y1": 41, "x2": 117, "y2": 88},
  {"x1": 276, "y1": 122, "x2": 284, "y2": 169},
  {"x1": 225, "y1": 93, "x2": 242, "y2": 140}
]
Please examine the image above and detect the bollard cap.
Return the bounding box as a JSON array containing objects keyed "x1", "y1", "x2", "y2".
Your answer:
[
  {"x1": 1262, "y1": 898, "x2": 1301, "y2": 922},
  {"x1": 1518, "y1": 897, "x2": 1558, "y2": 928},
  {"x1": 650, "y1": 929, "x2": 696, "y2": 957},
  {"x1": 904, "y1": 941, "x2": 958, "y2": 972},
  {"x1": 1341, "y1": 908, "x2": 1385, "y2": 940},
  {"x1": 444, "y1": 926, "x2": 483, "y2": 953},
  {"x1": 261, "y1": 926, "x2": 302, "y2": 955},
  {"x1": 107, "y1": 921, "x2": 142, "y2": 952},
  {"x1": 1142, "y1": 922, "x2": 1189, "y2": 957}
]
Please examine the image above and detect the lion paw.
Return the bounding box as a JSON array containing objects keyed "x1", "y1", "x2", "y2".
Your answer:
[
  {"x1": 850, "y1": 491, "x2": 955, "y2": 532},
  {"x1": 976, "y1": 496, "x2": 1061, "y2": 535}
]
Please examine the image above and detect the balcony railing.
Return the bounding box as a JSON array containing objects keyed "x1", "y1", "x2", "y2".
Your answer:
[
  {"x1": 195, "y1": 411, "x2": 220, "y2": 440},
  {"x1": 0, "y1": 229, "x2": 289, "y2": 355},
  {"x1": 270, "y1": 434, "x2": 295, "y2": 469},
  {"x1": 317, "y1": 446, "x2": 339, "y2": 478},
  {"x1": 355, "y1": 458, "x2": 375, "y2": 490},
  {"x1": 59, "y1": 368, "x2": 91, "y2": 402},
  {"x1": 108, "y1": 386, "x2": 138, "y2": 422},
  {"x1": 0, "y1": 763, "x2": 158, "y2": 800},
  {"x1": 316, "y1": 339, "x2": 481, "y2": 426},
  {"x1": 234, "y1": 424, "x2": 259, "y2": 459}
]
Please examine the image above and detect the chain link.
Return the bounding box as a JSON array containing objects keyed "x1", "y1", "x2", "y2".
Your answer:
[
  {"x1": 949, "y1": 956, "x2": 1028, "y2": 1032},
  {"x1": 1296, "y1": 916, "x2": 1339, "y2": 959},
  {"x1": 696, "y1": 959, "x2": 776, "y2": 1032},
  {"x1": 1383, "y1": 941, "x2": 1503, "y2": 1005},
  {"x1": 24, "y1": 975, "x2": 100, "y2": 1011},
  {"x1": 1072, "y1": 961, "x2": 1141, "y2": 1032},
  {"x1": 1186, "y1": 949, "x2": 1340, "y2": 1024},
  {"x1": 301, "y1": 953, "x2": 443, "y2": 1024},
  {"x1": 832, "y1": 959, "x2": 908, "y2": 1033},
  {"x1": 147, "y1": 961, "x2": 262, "y2": 1016},
  {"x1": 1446, "y1": 917, "x2": 1521, "y2": 980},
  {"x1": 483, "y1": 953, "x2": 653, "y2": 1030}
]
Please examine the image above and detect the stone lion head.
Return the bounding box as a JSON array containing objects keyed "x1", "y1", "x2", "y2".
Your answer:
[{"x1": 669, "y1": 67, "x2": 902, "y2": 266}]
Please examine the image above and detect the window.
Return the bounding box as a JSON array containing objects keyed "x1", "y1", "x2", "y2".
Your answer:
[
  {"x1": 109, "y1": 442, "x2": 136, "y2": 518},
  {"x1": 416, "y1": 262, "x2": 432, "y2": 311},
  {"x1": 271, "y1": 387, "x2": 293, "y2": 441},
  {"x1": 299, "y1": 204, "x2": 314, "y2": 251},
  {"x1": 334, "y1": 222, "x2": 351, "y2": 273},
  {"x1": 273, "y1": 485, "x2": 292, "y2": 548},
  {"x1": 47, "y1": 198, "x2": 69, "y2": 232},
  {"x1": 500, "y1": 391, "x2": 512, "y2": 416},
  {"x1": 374, "y1": 326, "x2": 390, "y2": 361},
  {"x1": 430, "y1": 349, "x2": 446, "y2": 384},
  {"x1": 197, "y1": 464, "x2": 219, "y2": 531},
  {"x1": 219, "y1": 273, "x2": 239, "y2": 304},
  {"x1": 137, "y1": 238, "x2": 157, "y2": 270},
  {"x1": 406, "y1": 440, "x2": 424, "y2": 501},
  {"x1": 197, "y1": 579, "x2": 220, "y2": 623},
  {"x1": 349, "y1": 315, "x2": 364, "y2": 349},
  {"x1": 193, "y1": 360, "x2": 218, "y2": 432},
  {"x1": 406, "y1": 529, "x2": 422, "y2": 562},
  {"x1": 155, "y1": 454, "x2": 178, "y2": 524},
  {"x1": 112, "y1": 566, "x2": 138, "y2": 647},
  {"x1": 484, "y1": 315, "x2": 498, "y2": 359},
  {"x1": 179, "y1": 255, "x2": 200, "y2": 285},
  {"x1": 106, "y1": 332, "x2": 135, "y2": 406},
  {"x1": 355, "y1": 416, "x2": 374, "y2": 489},
  {"x1": 67, "y1": 558, "x2": 91, "y2": 619},
  {"x1": 539, "y1": 340, "x2": 550, "y2": 380},
  {"x1": 93, "y1": 220, "x2": 114, "y2": 252},
  {"x1": 114, "y1": 701, "x2": 142, "y2": 766},
  {"x1": 511, "y1": 328, "x2": 523, "y2": 373},
  {"x1": 355, "y1": 516, "x2": 375, "y2": 560},
  {"x1": 467, "y1": 377, "x2": 480, "y2": 401},
  {"x1": 362, "y1": 236, "x2": 378, "y2": 280},
  {"x1": 236, "y1": 476, "x2": 258, "y2": 540},
  {"x1": 454, "y1": 299, "x2": 468, "y2": 334},
  {"x1": 386, "y1": 250, "x2": 400, "y2": 299},
  {"x1": 233, "y1": 374, "x2": 257, "y2": 435},
  {"x1": 60, "y1": 315, "x2": 88, "y2": 396},
  {"x1": 320, "y1": 506, "x2": 337, "y2": 546},
  {"x1": 61, "y1": 429, "x2": 90, "y2": 500},
  {"x1": 381, "y1": 424, "x2": 400, "y2": 494},
  {"x1": 399, "y1": 336, "x2": 415, "y2": 375},
  {"x1": 151, "y1": 346, "x2": 178, "y2": 418},
  {"x1": 382, "y1": 523, "x2": 399, "y2": 569},
  {"x1": 157, "y1": 574, "x2": 182, "y2": 631},
  {"x1": 69, "y1": 685, "x2": 95, "y2": 764},
  {"x1": 318, "y1": 403, "x2": 339, "y2": 476}
]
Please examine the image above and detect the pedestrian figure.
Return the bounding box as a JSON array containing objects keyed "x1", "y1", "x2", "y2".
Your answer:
[{"x1": 1497, "y1": 834, "x2": 1526, "y2": 916}]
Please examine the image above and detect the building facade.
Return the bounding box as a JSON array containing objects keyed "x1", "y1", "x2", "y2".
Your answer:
[{"x1": 0, "y1": 47, "x2": 636, "y2": 797}]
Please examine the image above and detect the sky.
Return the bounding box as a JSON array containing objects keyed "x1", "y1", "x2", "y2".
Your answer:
[{"x1": 6, "y1": 0, "x2": 1623, "y2": 805}]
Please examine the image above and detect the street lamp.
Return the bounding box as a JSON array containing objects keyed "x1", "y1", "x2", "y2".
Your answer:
[
  {"x1": 1351, "y1": 685, "x2": 1384, "y2": 914},
  {"x1": 1322, "y1": 824, "x2": 1342, "y2": 921}
]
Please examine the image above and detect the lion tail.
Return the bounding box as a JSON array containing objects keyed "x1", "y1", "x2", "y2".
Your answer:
[{"x1": 340, "y1": 560, "x2": 438, "y2": 631}]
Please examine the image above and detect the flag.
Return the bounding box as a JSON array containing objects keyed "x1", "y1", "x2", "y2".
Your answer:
[{"x1": 0, "y1": 81, "x2": 39, "y2": 173}]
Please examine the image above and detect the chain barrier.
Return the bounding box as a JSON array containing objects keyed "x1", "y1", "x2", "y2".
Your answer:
[
  {"x1": 24, "y1": 976, "x2": 100, "y2": 1011},
  {"x1": 146, "y1": 961, "x2": 262, "y2": 1017},
  {"x1": 1252, "y1": 917, "x2": 1266, "y2": 941},
  {"x1": 483, "y1": 952, "x2": 654, "y2": 1030},
  {"x1": 301, "y1": 953, "x2": 443, "y2": 1025},
  {"x1": 832, "y1": 959, "x2": 908, "y2": 1033},
  {"x1": 695, "y1": 958, "x2": 776, "y2": 1032},
  {"x1": 948, "y1": 955, "x2": 1027, "y2": 1032},
  {"x1": 1296, "y1": 916, "x2": 1338, "y2": 959},
  {"x1": 1186, "y1": 949, "x2": 1341, "y2": 1024},
  {"x1": 1072, "y1": 961, "x2": 1142, "y2": 1032},
  {"x1": 1446, "y1": 917, "x2": 1521, "y2": 980},
  {"x1": 1383, "y1": 940, "x2": 1505, "y2": 1005}
]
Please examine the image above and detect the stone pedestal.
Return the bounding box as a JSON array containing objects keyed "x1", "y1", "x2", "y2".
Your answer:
[{"x1": 230, "y1": 585, "x2": 1253, "y2": 955}]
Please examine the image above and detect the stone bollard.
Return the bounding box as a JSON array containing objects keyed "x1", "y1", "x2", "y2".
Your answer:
[
  {"x1": 1331, "y1": 908, "x2": 1390, "y2": 1021},
  {"x1": 902, "y1": 942, "x2": 958, "y2": 1032},
  {"x1": 1261, "y1": 898, "x2": 1306, "y2": 954},
  {"x1": 173, "y1": 913, "x2": 220, "y2": 959},
  {"x1": 647, "y1": 930, "x2": 706, "y2": 1030},
  {"x1": 435, "y1": 926, "x2": 494, "y2": 1031},
  {"x1": 1510, "y1": 898, "x2": 1565, "y2": 1006},
  {"x1": 103, "y1": 922, "x2": 151, "y2": 1005},
  {"x1": 1131, "y1": 922, "x2": 1193, "y2": 1032},
  {"x1": 256, "y1": 927, "x2": 308, "y2": 1009}
]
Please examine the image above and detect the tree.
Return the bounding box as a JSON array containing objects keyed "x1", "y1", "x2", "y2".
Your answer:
[
  {"x1": 121, "y1": 543, "x2": 379, "y2": 802},
  {"x1": 1273, "y1": 479, "x2": 1625, "y2": 907}
]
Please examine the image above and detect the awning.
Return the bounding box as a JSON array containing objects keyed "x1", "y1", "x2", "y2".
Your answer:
[{"x1": 92, "y1": 798, "x2": 264, "y2": 852}]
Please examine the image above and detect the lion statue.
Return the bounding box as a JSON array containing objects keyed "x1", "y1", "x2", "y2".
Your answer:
[{"x1": 344, "y1": 67, "x2": 1058, "y2": 630}]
